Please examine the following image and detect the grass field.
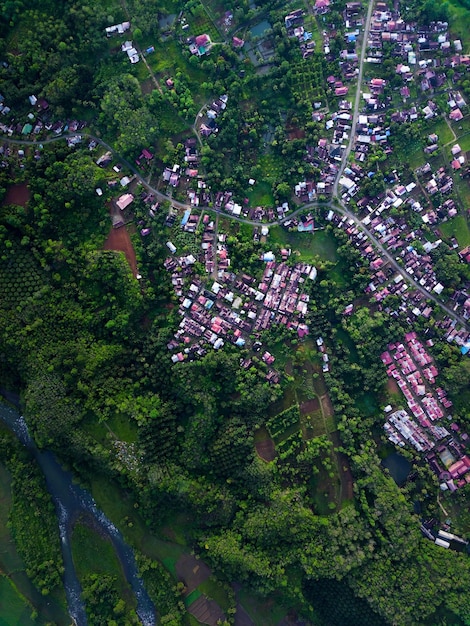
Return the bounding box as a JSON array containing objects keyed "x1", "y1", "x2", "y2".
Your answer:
[
  {"x1": 90, "y1": 476, "x2": 187, "y2": 575},
  {"x1": 447, "y1": 0, "x2": 470, "y2": 50},
  {"x1": 246, "y1": 181, "x2": 274, "y2": 207},
  {"x1": 71, "y1": 521, "x2": 136, "y2": 612},
  {"x1": 395, "y1": 140, "x2": 426, "y2": 170},
  {"x1": 0, "y1": 576, "x2": 35, "y2": 626},
  {"x1": 453, "y1": 132, "x2": 470, "y2": 152},
  {"x1": 269, "y1": 226, "x2": 338, "y2": 263},
  {"x1": 426, "y1": 119, "x2": 455, "y2": 145},
  {"x1": 237, "y1": 589, "x2": 287, "y2": 626},
  {"x1": 0, "y1": 461, "x2": 68, "y2": 625},
  {"x1": 439, "y1": 214, "x2": 470, "y2": 248},
  {"x1": 198, "y1": 578, "x2": 232, "y2": 611}
]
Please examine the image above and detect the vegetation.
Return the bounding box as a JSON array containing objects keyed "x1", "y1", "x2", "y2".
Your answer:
[
  {"x1": 0, "y1": 434, "x2": 64, "y2": 600},
  {"x1": 1, "y1": 0, "x2": 470, "y2": 624}
]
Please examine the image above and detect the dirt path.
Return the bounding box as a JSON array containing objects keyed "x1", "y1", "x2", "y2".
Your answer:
[{"x1": 103, "y1": 226, "x2": 138, "y2": 277}]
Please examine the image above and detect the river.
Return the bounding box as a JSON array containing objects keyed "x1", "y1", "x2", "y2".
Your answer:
[{"x1": 0, "y1": 401, "x2": 156, "y2": 626}]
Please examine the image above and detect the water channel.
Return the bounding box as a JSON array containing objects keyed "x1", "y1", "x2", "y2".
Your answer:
[{"x1": 0, "y1": 400, "x2": 156, "y2": 626}]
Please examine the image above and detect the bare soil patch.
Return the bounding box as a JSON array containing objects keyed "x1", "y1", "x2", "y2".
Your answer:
[
  {"x1": 299, "y1": 397, "x2": 320, "y2": 416},
  {"x1": 386, "y1": 377, "x2": 400, "y2": 395},
  {"x1": 3, "y1": 183, "x2": 30, "y2": 207},
  {"x1": 320, "y1": 393, "x2": 334, "y2": 419},
  {"x1": 187, "y1": 594, "x2": 226, "y2": 626},
  {"x1": 287, "y1": 128, "x2": 306, "y2": 140},
  {"x1": 175, "y1": 554, "x2": 211, "y2": 593},
  {"x1": 103, "y1": 226, "x2": 138, "y2": 277},
  {"x1": 255, "y1": 438, "x2": 277, "y2": 462},
  {"x1": 235, "y1": 602, "x2": 255, "y2": 626}
]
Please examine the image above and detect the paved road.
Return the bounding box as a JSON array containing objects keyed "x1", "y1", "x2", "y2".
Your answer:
[{"x1": 333, "y1": 0, "x2": 375, "y2": 198}]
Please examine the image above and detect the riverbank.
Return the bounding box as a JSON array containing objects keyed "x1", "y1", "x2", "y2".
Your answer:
[{"x1": 0, "y1": 400, "x2": 156, "y2": 626}]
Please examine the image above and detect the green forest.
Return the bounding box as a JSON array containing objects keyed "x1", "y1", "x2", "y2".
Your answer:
[{"x1": 1, "y1": 0, "x2": 470, "y2": 625}]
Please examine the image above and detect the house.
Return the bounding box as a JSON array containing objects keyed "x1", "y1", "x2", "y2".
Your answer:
[
  {"x1": 121, "y1": 40, "x2": 139, "y2": 63},
  {"x1": 232, "y1": 36, "x2": 244, "y2": 48},
  {"x1": 106, "y1": 21, "x2": 130, "y2": 36},
  {"x1": 116, "y1": 193, "x2": 134, "y2": 211},
  {"x1": 449, "y1": 108, "x2": 463, "y2": 121},
  {"x1": 190, "y1": 34, "x2": 212, "y2": 56}
]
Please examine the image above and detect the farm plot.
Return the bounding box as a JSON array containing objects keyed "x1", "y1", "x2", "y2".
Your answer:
[
  {"x1": 289, "y1": 57, "x2": 325, "y2": 107},
  {"x1": 266, "y1": 405, "x2": 300, "y2": 442},
  {"x1": 180, "y1": 1, "x2": 220, "y2": 41},
  {"x1": 0, "y1": 246, "x2": 46, "y2": 309}
]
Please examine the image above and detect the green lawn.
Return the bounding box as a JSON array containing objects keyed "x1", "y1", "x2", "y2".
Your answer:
[
  {"x1": 426, "y1": 119, "x2": 455, "y2": 145},
  {"x1": 451, "y1": 115, "x2": 470, "y2": 138},
  {"x1": 395, "y1": 140, "x2": 426, "y2": 170},
  {"x1": 0, "y1": 461, "x2": 68, "y2": 625},
  {"x1": 71, "y1": 522, "x2": 136, "y2": 610},
  {"x1": 237, "y1": 590, "x2": 287, "y2": 626},
  {"x1": 198, "y1": 578, "x2": 233, "y2": 612},
  {"x1": 269, "y1": 226, "x2": 338, "y2": 263},
  {"x1": 439, "y1": 214, "x2": 470, "y2": 248},
  {"x1": 447, "y1": 0, "x2": 470, "y2": 51},
  {"x1": 0, "y1": 576, "x2": 35, "y2": 626},
  {"x1": 106, "y1": 413, "x2": 138, "y2": 442},
  {"x1": 246, "y1": 181, "x2": 274, "y2": 207}
]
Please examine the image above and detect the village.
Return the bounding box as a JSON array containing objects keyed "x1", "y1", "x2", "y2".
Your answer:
[
  {"x1": 163, "y1": 213, "x2": 317, "y2": 383},
  {"x1": 380, "y1": 331, "x2": 470, "y2": 493},
  {"x1": 1, "y1": 0, "x2": 470, "y2": 482}
]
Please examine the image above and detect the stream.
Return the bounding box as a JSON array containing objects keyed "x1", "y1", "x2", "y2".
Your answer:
[{"x1": 0, "y1": 401, "x2": 156, "y2": 626}]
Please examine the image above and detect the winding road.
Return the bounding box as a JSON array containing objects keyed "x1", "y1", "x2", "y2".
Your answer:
[{"x1": 3, "y1": 0, "x2": 470, "y2": 339}]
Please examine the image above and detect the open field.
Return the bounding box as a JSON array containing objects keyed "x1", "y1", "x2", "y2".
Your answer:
[
  {"x1": 2, "y1": 183, "x2": 30, "y2": 208},
  {"x1": 427, "y1": 119, "x2": 455, "y2": 145},
  {"x1": 269, "y1": 226, "x2": 338, "y2": 263},
  {"x1": 0, "y1": 576, "x2": 36, "y2": 626},
  {"x1": 71, "y1": 520, "x2": 136, "y2": 612},
  {"x1": 246, "y1": 181, "x2": 274, "y2": 207},
  {"x1": 439, "y1": 215, "x2": 470, "y2": 248},
  {"x1": 91, "y1": 475, "x2": 187, "y2": 574},
  {"x1": 254, "y1": 426, "x2": 277, "y2": 461},
  {"x1": 104, "y1": 225, "x2": 139, "y2": 277},
  {"x1": 237, "y1": 590, "x2": 287, "y2": 626}
]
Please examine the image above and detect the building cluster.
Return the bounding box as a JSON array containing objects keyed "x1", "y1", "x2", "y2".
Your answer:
[
  {"x1": 327, "y1": 210, "x2": 470, "y2": 347},
  {"x1": 0, "y1": 93, "x2": 85, "y2": 143},
  {"x1": 367, "y1": 2, "x2": 455, "y2": 66},
  {"x1": 188, "y1": 33, "x2": 212, "y2": 57},
  {"x1": 284, "y1": 9, "x2": 315, "y2": 58},
  {"x1": 105, "y1": 21, "x2": 131, "y2": 37},
  {"x1": 381, "y1": 332, "x2": 452, "y2": 424},
  {"x1": 198, "y1": 94, "x2": 228, "y2": 138},
  {"x1": 316, "y1": 336, "x2": 330, "y2": 372},
  {"x1": 121, "y1": 40, "x2": 139, "y2": 64},
  {"x1": 381, "y1": 333, "x2": 470, "y2": 491},
  {"x1": 298, "y1": 102, "x2": 356, "y2": 201},
  {"x1": 164, "y1": 228, "x2": 317, "y2": 380}
]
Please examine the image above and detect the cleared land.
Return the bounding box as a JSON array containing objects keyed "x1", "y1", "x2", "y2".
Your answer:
[
  {"x1": 439, "y1": 215, "x2": 470, "y2": 248},
  {"x1": 103, "y1": 226, "x2": 139, "y2": 277},
  {"x1": 0, "y1": 575, "x2": 36, "y2": 626},
  {"x1": 2, "y1": 183, "x2": 30, "y2": 207}
]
